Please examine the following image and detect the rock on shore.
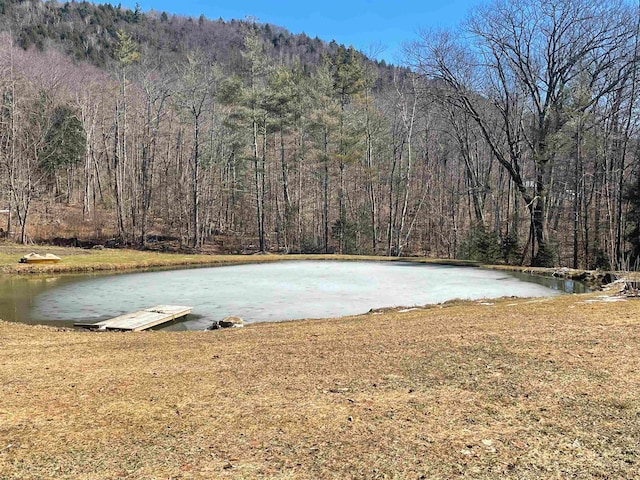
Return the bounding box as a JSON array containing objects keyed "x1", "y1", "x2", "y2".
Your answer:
[{"x1": 210, "y1": 316, "x2": 244, "y2": 329}]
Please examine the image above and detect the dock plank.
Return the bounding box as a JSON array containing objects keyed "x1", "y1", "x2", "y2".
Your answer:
[{"x1": 74, "y1": 305, "x2": 192, "y2": 331}]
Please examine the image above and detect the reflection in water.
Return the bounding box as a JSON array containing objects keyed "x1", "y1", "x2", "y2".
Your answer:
[
  {"x1": 0, "y1": 261, "x2": 587, "y2": 330},
  {"x1": 507, "y1": 271, "x2": 588, "y2": 294}
]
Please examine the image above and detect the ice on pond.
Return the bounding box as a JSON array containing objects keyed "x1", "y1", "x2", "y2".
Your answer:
[{"x1": 20, "y1": 261, "x2": 584, "y2": 330}]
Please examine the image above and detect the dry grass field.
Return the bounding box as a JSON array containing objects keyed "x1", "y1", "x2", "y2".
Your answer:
[
  {"x1": 0, "y1": 244, "x2": 459, "y2": 275},
  {"x1": 1, "y1": 278, "x2": 639, "y2": 479},
  {"x1": 0, "y1": 244, "x2": 285, "y2": 274}
]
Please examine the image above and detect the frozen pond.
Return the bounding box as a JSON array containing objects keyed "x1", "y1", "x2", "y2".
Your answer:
[{"x1": 0, "y1": 261, "x2": 586, "y2": 330}]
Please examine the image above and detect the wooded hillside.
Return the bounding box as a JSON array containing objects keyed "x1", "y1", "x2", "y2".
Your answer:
[{"x1": 1, "y1": 0, "x2": 639, "y2": 269}]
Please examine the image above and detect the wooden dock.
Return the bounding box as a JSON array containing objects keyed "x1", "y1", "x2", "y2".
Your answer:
[{"x1": 74, "y1": 305, "x2": 192, "y2": 331}]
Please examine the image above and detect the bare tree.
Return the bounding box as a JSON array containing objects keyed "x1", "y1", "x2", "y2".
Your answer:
[
  {"x1": 174, "y1": 50, "x2": 217, "y2": 249},
  {"x1": 135, "y1": 60, "x2": 172, "y2": 246},
  {"x1": 408, "y1": 0, "x2": 637, "y2": 265}
]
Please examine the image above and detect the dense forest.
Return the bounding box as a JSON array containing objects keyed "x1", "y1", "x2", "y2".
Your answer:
[{"x1": 0, "y1": 0, "x2": 639, "y2": 269}]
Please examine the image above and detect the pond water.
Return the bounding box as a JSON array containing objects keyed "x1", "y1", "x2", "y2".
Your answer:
[{"x1": 0, "y1": 261, "x2": 587, "y2": 331}]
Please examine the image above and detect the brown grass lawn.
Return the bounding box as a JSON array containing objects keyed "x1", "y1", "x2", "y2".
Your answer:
[
  {"x1": 0, "y1": 242, "x2": 483, "y2": 275},
  {"x1": 1, "y1": 282, "x2": 640, "y2": 479},
  {"x1": 0, "y1": 244, "x2": 285, "y2": 274}
]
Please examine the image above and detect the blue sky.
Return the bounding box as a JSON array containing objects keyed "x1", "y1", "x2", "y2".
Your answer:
[{"x1": 113, "y1": 0, "x2": 484, "y2": 64}]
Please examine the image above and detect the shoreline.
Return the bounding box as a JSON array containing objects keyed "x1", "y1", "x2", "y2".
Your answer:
[
  {"x1": 0, "y1": 244, "x2": 618, "y2": 334},
  {"x1": 0, "y1": 243, "x2": 615, "y2": 288}
]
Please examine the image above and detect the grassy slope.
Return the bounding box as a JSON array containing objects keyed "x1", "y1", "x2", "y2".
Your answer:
[
  {"x1": 1, "y1": 245, "x2": 638, "y2": 478},
  {"x1": 0, "y1": 244, "x2": 285, "y2": 273},
  {"x1": 0, "y1": 244, "x2": 480, "y2": 274},
  {"x1": 2, "y1": 292, "x2": 639, "y2": 478}
]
